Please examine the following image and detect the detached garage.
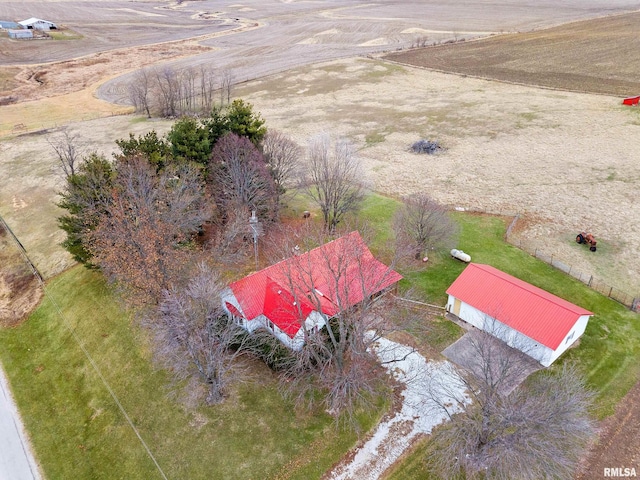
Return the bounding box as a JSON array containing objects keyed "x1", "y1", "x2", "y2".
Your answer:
[{"x1": 446, "y1": 263, "x2": 593, "y2": 367}]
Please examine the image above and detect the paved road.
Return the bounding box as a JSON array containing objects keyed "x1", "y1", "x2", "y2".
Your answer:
[{"x1": 0, "y1": 364, "x2": 41, "y2": 480}]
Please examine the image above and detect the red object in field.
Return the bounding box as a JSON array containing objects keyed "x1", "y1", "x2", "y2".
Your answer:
[{"x1": 622, "y1": 96, "x2": 640, "y2": 106}]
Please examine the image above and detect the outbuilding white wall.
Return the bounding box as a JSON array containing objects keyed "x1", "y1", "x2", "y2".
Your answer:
[
  {"x1": 545, "y1": 314, "x2": 590, "y2": 366},
  {"x1": 446, "y1": 295, "x2": 588, "y2": 367}
]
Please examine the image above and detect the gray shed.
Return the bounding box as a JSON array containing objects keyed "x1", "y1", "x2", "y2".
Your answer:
[
  {"x1": 0, "y1": 21, "x2": 20, "y2": 29},
  {"x1": 8, "y1": 29, "x2": 33, "y2": 39}
]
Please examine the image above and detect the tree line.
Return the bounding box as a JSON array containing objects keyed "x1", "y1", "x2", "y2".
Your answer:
[{"x1": 128, "y1": 65, "x2": 234, "y2": 118}]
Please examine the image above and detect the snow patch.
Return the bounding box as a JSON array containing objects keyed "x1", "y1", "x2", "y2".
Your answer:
[{"x1": 328, "y1": 337, "x2": 469, "y2": 480}]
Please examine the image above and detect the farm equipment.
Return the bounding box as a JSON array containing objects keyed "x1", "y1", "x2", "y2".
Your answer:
[{"x1": 576, "y1": 232, "x2": 597, "y2": 252}]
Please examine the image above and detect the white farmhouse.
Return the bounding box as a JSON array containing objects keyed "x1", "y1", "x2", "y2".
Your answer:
[{"x1": 446, "y1": 263, "x2": 593, "y2": 367}]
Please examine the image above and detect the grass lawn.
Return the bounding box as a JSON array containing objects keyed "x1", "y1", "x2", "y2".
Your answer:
[
  {"x1": 2, "y1": 193, "x2": 638, "y2": 479},
  {"x1": 0, "y1": 266, "x2": 382, "y2": 479},
  {"x1": 355, "y1": 196, "x2": 640, "y2": 480}
]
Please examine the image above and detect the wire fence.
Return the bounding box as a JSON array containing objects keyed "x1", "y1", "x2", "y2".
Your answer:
[
  {"x1": 502, "y1": 214, "x2": 639, "y2": 313},
  {"x1": 0, "y1": 214, "x2": 169, "y2": 479}
]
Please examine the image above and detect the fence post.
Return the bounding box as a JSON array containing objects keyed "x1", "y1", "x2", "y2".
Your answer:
[{"x1": 588, "y1": 276, "x2": 593, "y2": 287}]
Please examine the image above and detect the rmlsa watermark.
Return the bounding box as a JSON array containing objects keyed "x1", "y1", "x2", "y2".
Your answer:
[{"x1": 604, "y1": 467, "x2": 637, "y2": 477}]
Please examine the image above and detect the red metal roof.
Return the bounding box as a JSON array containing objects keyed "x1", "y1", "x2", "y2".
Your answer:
[
  {"x1": 446, "y1": 263, "x2": 592, "y2": 350},
  {"x1": 229, "y1": 231, "x2": 402, "y2": 338}
]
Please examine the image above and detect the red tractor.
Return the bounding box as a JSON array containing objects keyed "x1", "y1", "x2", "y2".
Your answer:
[{"x1": 576, "y1": 232, "x2": 597, "y2": 252}]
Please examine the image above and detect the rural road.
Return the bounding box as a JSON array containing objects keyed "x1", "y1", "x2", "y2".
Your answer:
[{"x1": 0, "y1": 364, "x2": 41, "y2": 480}]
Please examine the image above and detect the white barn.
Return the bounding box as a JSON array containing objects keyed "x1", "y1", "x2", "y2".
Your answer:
[
  {"x1": 446, "y1": 263, "x2": 593, "y2": 367},
  {"x1": 18, "y1": 18, "x2": 57, "y2": 30}
]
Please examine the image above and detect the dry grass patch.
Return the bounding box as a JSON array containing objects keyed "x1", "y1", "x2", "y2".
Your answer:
[
  {"x1": 0, "y1": 224, "x2": 43, "y2": 327},
  {"x1": 0, "y1": 85, "x2": 132, "y2": 138}
]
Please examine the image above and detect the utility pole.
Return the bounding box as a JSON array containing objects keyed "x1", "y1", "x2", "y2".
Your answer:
[{"x1": 249, "y1": 210, "x2": 262, "y2": 269}]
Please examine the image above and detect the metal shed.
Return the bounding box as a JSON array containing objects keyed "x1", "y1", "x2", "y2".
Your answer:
[
  {"x1": 18, "y1": 18, "x2": 57, "y2": 30},
  {"x1": 8, "y1": 29, "x2": 33, "y2": 39},
  {"x1": 0, "y1": 21, "x2": 20, "y2": 29}
]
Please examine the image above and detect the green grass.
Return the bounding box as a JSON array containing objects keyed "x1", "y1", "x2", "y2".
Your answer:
[
  {"x1": 3, "y1": 193, "x2": 638, "y2": 479},
  {"x1": 352, "y1": 198, "x2": 640, "y2": 480},
  {"x1": 0, "y1": 266, "x2": 380, "y2": 479}
]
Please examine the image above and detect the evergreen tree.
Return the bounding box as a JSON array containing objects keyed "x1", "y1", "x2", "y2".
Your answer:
[{"x1": 57, "y1": 153, "x2": 115, "y2": 266}]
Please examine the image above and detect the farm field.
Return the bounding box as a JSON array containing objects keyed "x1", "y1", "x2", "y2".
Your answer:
[
  {"x1": 384, "y1": 10, "x2": 640, "y2": 97},
  {"x1": 232, "y1": 53, "x2": 640, "y2": 296},
  {"x1": 1, "y1": 0, "x2": 637, "y2": 110},
  {"x1": 7, "y1": 51, "x2": 636, "y2": 292}
]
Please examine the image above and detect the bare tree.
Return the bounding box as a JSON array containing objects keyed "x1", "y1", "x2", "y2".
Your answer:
[
  {"x1": 423, "y1": 322, "x2": 596, "y2": 480},
  {"x1": 394, "y1": 193, "x2": 459, "y2": 260},
  {"x1": 128, "y1": 68, "x2": 153, "y2": 118},
  {"x1": 155, "y1": 66, "x2": 180, "y2": 117},
  {"x1": 209, "y1": 132, "x2": 276, "y2": 221},
  {"x1": 220, "y1": 69, "x2": 234, "y2": 106},
  {"x1": 48, "y1": 130, "x2": 83, "y2": 178},
  {"x1": 89, "y1": 156, "x2": 210, "y2": 307},
  {"x1": 148, "y1": 263, "x2": 248, "y2": 405},
  {"x1": 205, "y1": 208, "x2": 253, "y2": 263},
  {"x1": 199, "y1": 64, "x2": 217, "y2": 113},
  {"x1": 261, "y1": 130, "x2": 302, "y2": 218},
  {"x1": 302, "y1": 135, "x2": 366, "y2": 231},
  {"x1": 178, "y1": 66, "x2": 198, "y2": 114}
]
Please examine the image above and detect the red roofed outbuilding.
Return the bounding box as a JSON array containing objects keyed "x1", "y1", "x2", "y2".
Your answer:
[
  {"x1": 222, "y1": 231, "x2": 402, "y2": 350},
  {"x1": 446, "y1": 263, "x2": 593, "y2": 366}
]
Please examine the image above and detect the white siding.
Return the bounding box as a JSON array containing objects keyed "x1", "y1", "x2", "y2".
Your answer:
[
  {"x1": 546, "y1": 314, "x2": 590, "y2": 365},
  {"x1": 447, "y1": 294, "x2": 560, "y2": 366},
  {"x1": 221, "y1": 288, "x2": 329, "y2": 351}
]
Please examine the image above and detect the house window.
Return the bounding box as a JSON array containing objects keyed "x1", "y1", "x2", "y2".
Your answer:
[{"x1": 566, "y1": 331, "x2": 575, "y2": 344}]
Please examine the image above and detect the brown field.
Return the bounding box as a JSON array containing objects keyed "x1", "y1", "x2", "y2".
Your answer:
[
  {"x1": 384, "y1": 11, "x2": 640, "y2": 97},
  {"x1": 0, "y1": 0, "x2": 232, "y2": 64},
  {"x1": 576, "y1": 380, "x2": 640, "y2": 479}
]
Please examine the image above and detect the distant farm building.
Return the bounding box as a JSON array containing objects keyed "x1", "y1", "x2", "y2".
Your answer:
[
  {"x1": 222, "y1": 231, "x2": 402, "y2": 350},
  {"x1": 446, "y1": 263, "x2": 593, "y2": 367},
  {"x1": 8, "y1": 29, "x2": 33, "y2": 39},
  {"x1": 18, "y1": 18, "x2": 57, "y2": 30},
  {"x1": 622, "y1": 96, "x2": 640, "y2": 106},
  {"x1": 0, "y1": 21, "x2": 20, "y2": 29}
]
